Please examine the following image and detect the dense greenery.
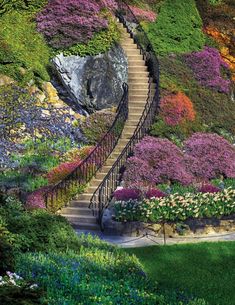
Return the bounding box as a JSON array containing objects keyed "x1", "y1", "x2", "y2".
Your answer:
[
  {"x1": 0, "y1": 0, "x2": 48, "y2": 15},
  {"x1": 126, "y1": 242, "x2": 235, "y2": 305},
  {"x1": 146, "y1": 0, "x2": 205, "y2": 55},
  {"x1": 0, "y1": 12, "x2": 50, "y2": 84}
]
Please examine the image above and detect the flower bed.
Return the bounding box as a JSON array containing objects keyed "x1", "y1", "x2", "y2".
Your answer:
[{"x1": 114, "y1": 188, "x2": 235, "y2": 223}]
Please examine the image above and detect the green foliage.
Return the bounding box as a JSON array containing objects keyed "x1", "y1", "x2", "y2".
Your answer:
[
  {"x1": 0, "y1": 12, "x2": 50, "y2": 84},
  {"x1": 0, "y1": 0, "x2": 48, "y2": 15},
  {"x1": 208, "y1": 0, "x2": 223, "y2": 5},
  {"x1": 146, "y1": 0, "x2": 205, "y2": 55},
  {"x1": 0, "y1": 197, "x2": 83, "y2": 271},
  {"x1": 59, "y1": 15, "x2": 121, "y2": 57}
]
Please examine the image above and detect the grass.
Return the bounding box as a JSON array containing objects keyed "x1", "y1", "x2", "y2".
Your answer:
[{"x1": 126, "y1": 242, "x2": 235, "y2": 305}]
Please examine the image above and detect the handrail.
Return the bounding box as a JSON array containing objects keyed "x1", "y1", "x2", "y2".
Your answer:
[
  {"x1": 89, "y1": 1, "x2": 160, "y2": 227},
  {"x1": 44, "y1": 83, "x2": 128, "y2": 210}
]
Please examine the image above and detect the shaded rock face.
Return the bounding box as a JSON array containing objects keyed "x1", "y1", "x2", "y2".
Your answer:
[{"x1": 52, "y1": 45, "x2": 128, "y2": 113}]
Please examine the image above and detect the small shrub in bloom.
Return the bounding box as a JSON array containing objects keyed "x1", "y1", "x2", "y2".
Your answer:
[
  {"x1": 124, "y1": 136, "x2": 194, "y2": 186},
  {"x1": 113, "y1": 188, "x2": 141, "y2": 201},
  {"x1": 184, "y1": 133, "x2": 235, "y2": 179},
  {"x1": 185, "y1": 47, "x2": 231, "y2": 93},
  {"x1": 146, "y1": 189, "x2": 166, "y2": 199},
  {"x1": 160, "y1": 92, "x2": 196, "y2": 126},
  {"x1": 47, "y1": 160, "x2": 81, "y2": 185},
  {"x1": 36, "y1": 0, "x2": 111, "y2": 49},
  {"x1": 25, "y1": 187, "x2": 49, "y2": 209},
  {"x1": 198, "y1": 184, "x2": 221, "y2": 194},
  {"x1": 129, "y1": 6, "x2": 157, "y2": 22}
]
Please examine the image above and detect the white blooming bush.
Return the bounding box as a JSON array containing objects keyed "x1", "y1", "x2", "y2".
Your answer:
[{"x1": 114, "y1": 188, "x2": 235, "y2": 223}]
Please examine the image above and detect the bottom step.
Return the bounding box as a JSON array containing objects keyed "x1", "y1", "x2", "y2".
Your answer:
[{"x1": 72, "y1": 222, "x2": 100, "y2": 231}]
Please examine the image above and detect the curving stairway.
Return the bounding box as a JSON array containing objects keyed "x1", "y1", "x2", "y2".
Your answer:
[{"x1": 59, "y1": 21, "x2": 156, "y2": 230}]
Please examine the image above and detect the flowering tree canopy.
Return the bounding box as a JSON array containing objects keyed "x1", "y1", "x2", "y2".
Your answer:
[
  {"x1": 184, "y1": 133, "x2": 235, "y2": 179},
  {"x1": 36, "y1": 0, "x2": 117, "y2": 49},
  {"x1": 124, "y1": 136, "x2": 194, "y2": 186}
]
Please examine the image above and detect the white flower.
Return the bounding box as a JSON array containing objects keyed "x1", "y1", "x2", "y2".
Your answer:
[{"x1": 30, "y1": 284, "x2": 38, "y2": 289}]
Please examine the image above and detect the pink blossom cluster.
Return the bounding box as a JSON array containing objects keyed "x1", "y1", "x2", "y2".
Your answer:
[
  {"x1": 36, "y1": 0, "x2": 112, "y2": 49},
  {"x1": 198, "y1": 184, "x2": 221, "y2": 194},
  {"x1": 124, "y1": 136, "x2": 194, "y2": 186},
  {"x1": 113, "y1": 188, "x2": 141, "y2": 201},
  {"x1": 184, "y1": 133, "x2": 235, "y2": 179},
  {"x1": 47, "y1": 160, "x2": 81, "y2": 184},
  {"x1": 123, "y1": 134, "x2": 235, "y2": 187},
  {"x1": 129, "y1": 6, "x2": 157, "y2": 22},
  {"x1": 25, "y1": 186, "x2": 49, "y2": 209},
  {"x1": 185, "y1": 47, "x2": 231, "y2": 94}
]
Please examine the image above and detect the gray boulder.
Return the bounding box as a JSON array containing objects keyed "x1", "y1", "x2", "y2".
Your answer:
[{"x1": 52, "y1": 45, "x2": 128, "y2": 113}]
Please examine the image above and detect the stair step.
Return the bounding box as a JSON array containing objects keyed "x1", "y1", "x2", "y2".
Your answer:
[
  {"x1": 62, "y1": 214, "x2": 97, "y2": 224},
  {"x1": 60, "y1": 207, "x2": 93, "y2": 216},
  {"x1": 129, "y1": 83, "x2": 155, "y2": 90},
  {"x1": 129, "y1": 95, "x2": 148, "y2": 102},
  {"x1": 70, "y1": 200, "x2": 90, "y2": 208},
  {"x1": 72, "y1": 222, "x2": 100, "y2": 231},
  {"x1": 129, "y1": 88, "x2": 149, "y2": 95},
  {"x1": 129, "y1": 66, "x2": 148, "y2": 72},
  {"x1": 78, "y1": 193, "x2": 94, "y2": 201},
  {"x1": 129, "y1": 71, "x2": 149, "y2": 77}
]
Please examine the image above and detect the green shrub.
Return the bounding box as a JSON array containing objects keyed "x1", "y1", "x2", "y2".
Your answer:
[
  {"x1": 0, "y1": 0, "x2": 48, "y2": 15},
  {"x1": 0, "y1": 197, "x2": 82, "y2": 254},
  {"x1": 0, "y1": 12, "x2": 50, "y2": 84},
  {"x1": 146, "y1": 0, "x2": 205, "y2": 55}
]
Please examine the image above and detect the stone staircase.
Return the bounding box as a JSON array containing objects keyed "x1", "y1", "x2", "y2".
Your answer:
[{"x1": 59, "y1": 21, "x2": 155, "y2": 230}]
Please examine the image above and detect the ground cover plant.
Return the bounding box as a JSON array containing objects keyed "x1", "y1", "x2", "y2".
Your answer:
[
  {"x1": 145, "y1": 0, "x2": 205, "y2": 55},
  {"x1": 0, "y1": 12, "x2": 50, "y2": 84},
  {"x1": 126, "y1": 242, "x2": 235, "y2": 305}
]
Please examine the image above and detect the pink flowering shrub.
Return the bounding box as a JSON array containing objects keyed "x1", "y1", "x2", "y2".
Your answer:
[
  {"x1": 198, "y1": 184, "x2": 221, "y2": 194},
  {"x1": 129, "y1": 6, "x2": 157, "y2": 22},
  {"x1": 25, "y1": 187, "x2": 50, "y2": 209},
  {"x1": 185, "y1": 47, "x2": 231, "y2": 93},
  {"x1": 113, "y1": 188, "x2": 141, "y2": 201},
  {"x1": 146, "y1": 189, "x2": 166, "y2": 199},
  {"x1": 47, "y1": 160, "x2": 81, "y2": 184},
  {"x1": 184, "y1": 133, "x2": 235, "y2": 179},
  {"x1": 36, "y1": 0, "x2": 114, "y2": 49},
  {"x1": 124, "y1": 136, "x2": 194, "y2": 186}
]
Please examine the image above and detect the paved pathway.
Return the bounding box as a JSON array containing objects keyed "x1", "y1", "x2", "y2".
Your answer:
[{"x1": 76, "y1": 230, "x2": 235, "y2": 248}]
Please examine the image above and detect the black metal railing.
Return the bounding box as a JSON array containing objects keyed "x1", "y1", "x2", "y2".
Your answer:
[
  {"x1": 44, "y1": 83, "x2": 128, "y2": 210},
  {"x1": 89, "y1": 1, "x2": 160, "y2": 227}
]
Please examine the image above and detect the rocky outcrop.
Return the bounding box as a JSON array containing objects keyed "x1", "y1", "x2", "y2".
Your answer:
[{"x1": 52, "y1": 45, "x2": 128, "y2": 113}]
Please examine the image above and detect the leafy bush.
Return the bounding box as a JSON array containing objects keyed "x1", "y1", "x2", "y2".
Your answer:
[
  {"x1": 146, "y1": 0, "x2": 205, "y2": 55},
  {"x1": 0, "y1": 12, "x2": 50, "y2": 84},
  {"x1": 0, "y1": 0, "x2": 48, "y2": 15},
  {"x1": 113, "y1": 188, "x2": 141, "y2": 201},
  {"x1": 62, "y1": 146, "x2": 94, "y2": 162},
  {"x1": 0, "y1": 198, "x2": 82, "y2": 255},
  {"x1": 80, "y1": 111, "x2": 115, "y2": 144},
  {"x1": 123, "y1": 136, "x2": 194, "y2": 186},
  {"x1": 184, "y1": 133, "x2": 235, "y2": 179},
  {"x1": 114, "y1": 188, "x2": 235, "y2": 223},
  {"x1": 160, "y1": 92, "x2": 196, "y2": 126},
  {"x1": 36, "y1": 0, "x2": 117, "y2": 49},
  {"x1": 184, "y1": 47, "x2": 231, "y2": 93}
]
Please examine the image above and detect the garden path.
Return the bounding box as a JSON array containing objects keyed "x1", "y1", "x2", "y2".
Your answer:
[
  {"x1": 76, "y1": 229, "x2": 235, "y2": 248},
  {"x1": 59, "y1": 21, "x2": 154, "y2": 230}
]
